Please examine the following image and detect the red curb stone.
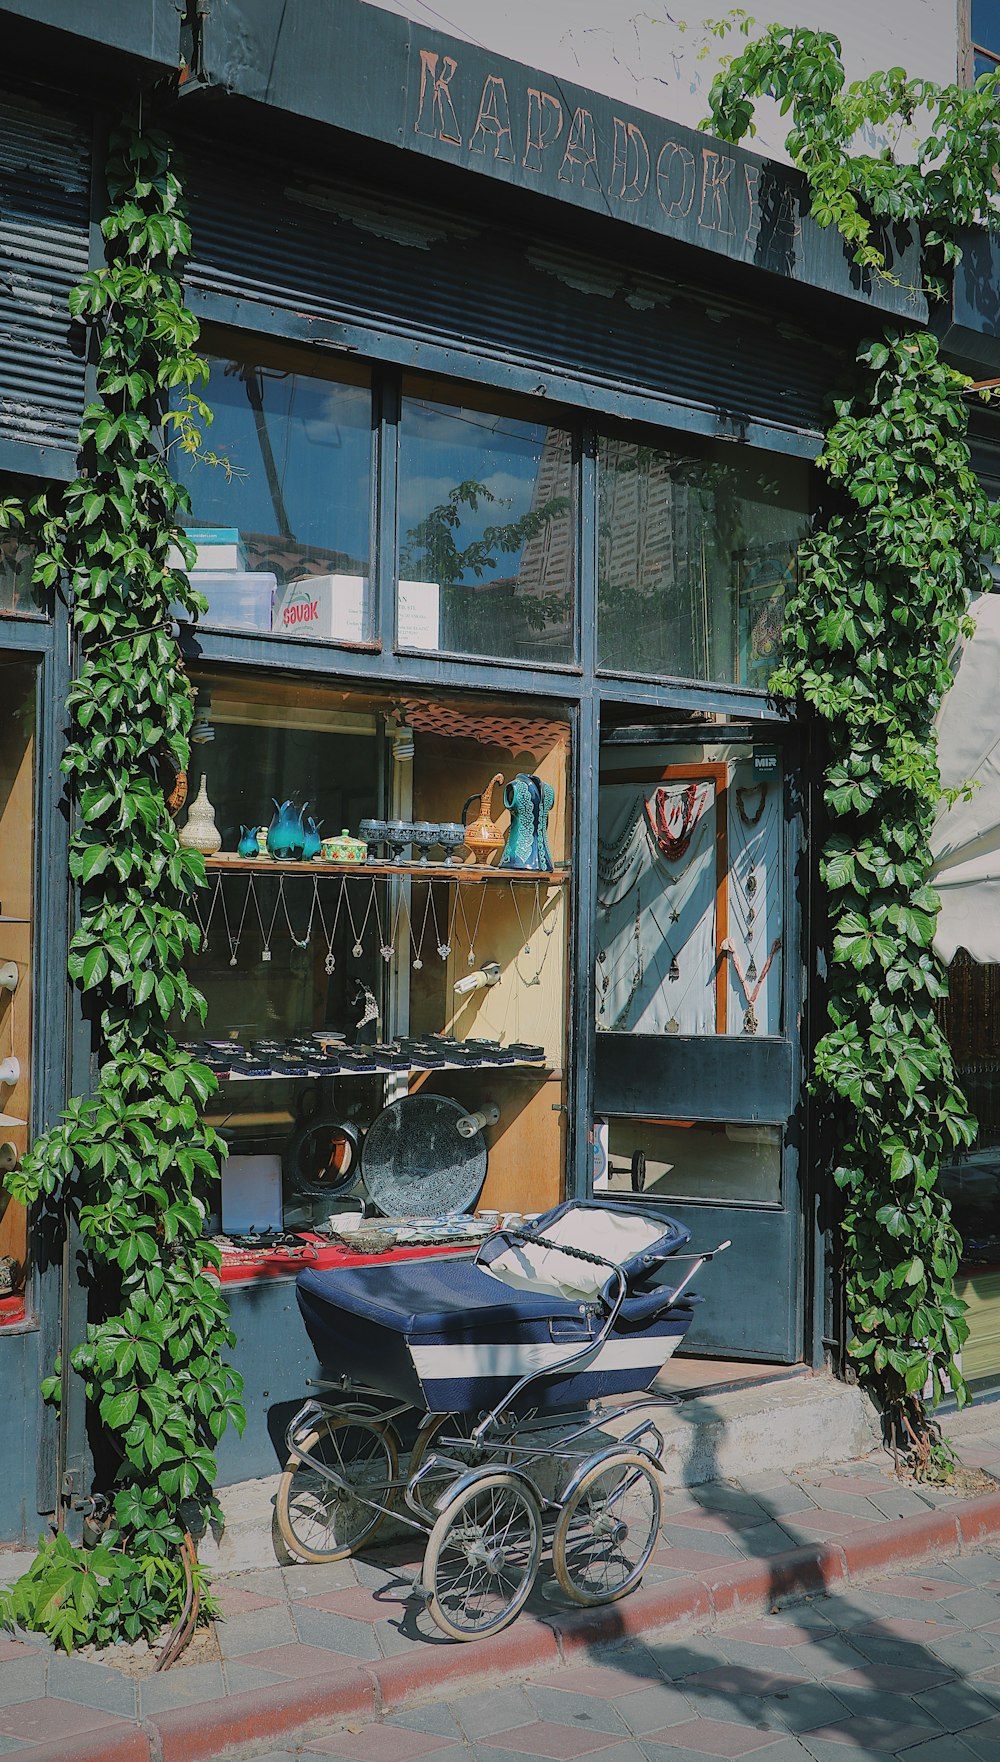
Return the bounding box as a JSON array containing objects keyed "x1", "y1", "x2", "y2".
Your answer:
[
  {"x1": 372, "y1": 1616, "x2": 560, "y2": 1711},
  {"x1": 148, "y1": 1667, "x2": 376, "y2": 1762},
  {"x1": 707, "y1": 1544, "x2": 845, "y2": 1619},
  {"x1": 841, "y1": 1508, "x2": 959, "y2": 1579},
  {"x1": 548, "y1": 1576, "x2": 713, "y2": 1656},
  {"x1": 956, "y1": 1490, "x2": 1000, "y2": 1550}
]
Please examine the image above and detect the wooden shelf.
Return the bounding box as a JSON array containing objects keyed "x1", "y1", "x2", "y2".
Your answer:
[{"x1": 203, "y1": 857, "x2": 569, "y2": 883}]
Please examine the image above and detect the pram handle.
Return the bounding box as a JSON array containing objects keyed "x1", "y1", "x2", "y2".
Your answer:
[{"x1": 485, "y1": 1225, "x2": 621, "y2": 1275}]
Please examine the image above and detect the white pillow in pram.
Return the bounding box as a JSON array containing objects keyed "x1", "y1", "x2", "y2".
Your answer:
[{"x1": 480, "y1": 1205, "x2": 672, "y2": 1301}]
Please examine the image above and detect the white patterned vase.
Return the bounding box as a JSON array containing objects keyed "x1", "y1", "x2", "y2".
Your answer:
[{"x1": 179, "y1": 775, "x2": 223, "y2": 854}]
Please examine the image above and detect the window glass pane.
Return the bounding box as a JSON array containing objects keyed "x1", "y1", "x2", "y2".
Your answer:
[
  {"x1": 0, "y1": 658, "x2": 36, "y2": 1320},
  {"x1": 597, "y1": 436, "x2": 808, "y2": 685},
  {"x1": 596, "y1": 1118, "x2": 781, "y2": 1205},
  {"x1": 973, "y1": 0, "x2": 1000, "y2": 59},
  {"x1": 398, "y1": 387, "x2": 575, "y2": 664},
  {"x1": 177, "y1": 672, "x2": 571, "y2": 1234},
  {"x1": 172, "y1": 347, "x2": 373, "y2": 645},
  {"x1": 597, "y1": 739, "x2": 784, "y2": 1037},
  {"x1": 0, "y1": 529, "x2": 42, "y2": 616},
  {"x1": 974, "y1": 49, "x2": 1000, "y2": 78}
]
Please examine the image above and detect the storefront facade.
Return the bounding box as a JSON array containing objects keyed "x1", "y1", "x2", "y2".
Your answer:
[{"x1": 0, "y1": 0, "x2": 990, "y2": 1542}]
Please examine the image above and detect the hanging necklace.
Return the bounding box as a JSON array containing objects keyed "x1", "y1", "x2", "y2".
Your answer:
[
  {"x1": 251, "y1": 875, "x2": 286, "y2": 964},
  {"x1": 644, "y1": 781, "x2": 710, "y2": 862},
  {"x1": 724, "y1": 936, "x2": 782, "y2": 1035},
  {"x1": 457, "y1": 882, "x2": 488, "y2": 966},
  {"x1": 736, "y1": 783, "x2": 768, "y2": 828},
  {"x1": 280, "y1": 875, "x2": 314, "y2": 951},
  {"x1": 344, "y1": 875, "x2": 376, "y2": 959},
  {"x1": 597, "y1": 797, "x2": 646, "y2": 881},
  {"x1": 374, "y1": 879, "x2": 407, "y2": 963},
  {"x1": 645, "y1": 898, "x2": 682, "y2": 983},
  {"x1": 217, "y1": 877, "x2": 255, "y2": 967},
  {"x1": 193, "y1": 873, "x2": 223, "y2": 954},
  {"x1": 428, "y1": 882, "x2": 452, "y2": 960},
  {"x1": 439, "y1": 885, "x2": 459, "y2": 960},
  {"x1": 409, "y1": 883, "x2": 432, "y2": 970},
  {"x1": 510, "y1": 881, "x2": 558, "y2": 987},
  {"x1": 597, "y1": 893, "x2": 643, "y2": 1030},
  {"x1": 316, "y1": 873, "x2": 346, "y2": 975}
]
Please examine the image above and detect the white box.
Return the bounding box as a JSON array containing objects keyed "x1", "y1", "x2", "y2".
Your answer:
[
  {"x1": 168, "y1": 527, "x2": 246, "y2": 573},
  {"x1": 221, "y1": 1154, "x2": 283, "y2": 1235},
  {"x1": 272, "y1": 574, "x2": 368, "y2": 642}
]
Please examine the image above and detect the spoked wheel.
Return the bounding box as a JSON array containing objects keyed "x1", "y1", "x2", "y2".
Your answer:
[
  {"x1": 408, "y1": 1412, "x2": 484, "y2": 1521},
  {"x1": 552, "y1": 1449, "x2": 662, "y2": 1606},
  {"x1": 422, "y1": 1470, "x2": 542, "y2": 1640},
  {"x1": 276, "y1": 1414, "x2": 400, "y2": 1563}
]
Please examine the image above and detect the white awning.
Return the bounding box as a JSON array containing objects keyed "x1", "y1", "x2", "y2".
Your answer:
[{"x1": 932, "y1": 592, "x2": 1000, "y2": 965}]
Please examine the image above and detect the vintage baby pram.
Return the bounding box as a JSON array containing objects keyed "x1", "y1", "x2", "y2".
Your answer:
[{"x1": 281, "y1": 1199, "x2": 729, "y2": 1640}]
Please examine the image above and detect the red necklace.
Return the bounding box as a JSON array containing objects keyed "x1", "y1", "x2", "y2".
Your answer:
[{"x1": 644, "y1": 783, "x2": 707, "y2": 862}]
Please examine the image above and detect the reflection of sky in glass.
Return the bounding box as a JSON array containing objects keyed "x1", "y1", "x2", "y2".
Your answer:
[
  {"x1": 173, "y1": 361, "x2": 371, "y2": 567},
  {"x1": 399, "y1": 399, "x2": 554, "y2": 584}
]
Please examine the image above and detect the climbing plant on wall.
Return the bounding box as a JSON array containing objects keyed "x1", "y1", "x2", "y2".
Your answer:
[
  {"x1": 705, "y1": 25, "x2": 1000, "y2": 1451},
  {"x1": 0, "y1": 120, "x2": 243, "y2": 1650}
]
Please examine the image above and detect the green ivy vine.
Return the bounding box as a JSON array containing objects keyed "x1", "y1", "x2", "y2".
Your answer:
[
  {"x1": 0, "y1": 120, "x2": 243, "y2": 1650},
  {"x1": 705, "y1": 25, "x2": 1000, "y2": 1446}
]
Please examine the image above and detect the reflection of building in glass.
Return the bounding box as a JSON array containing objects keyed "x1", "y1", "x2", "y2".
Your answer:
[
  {"x1": 463, "y1": 426, "x2": 575, "y2": 655},
  {"x1": 598, "y1": 438, "x2": 703, "y2": 678}
]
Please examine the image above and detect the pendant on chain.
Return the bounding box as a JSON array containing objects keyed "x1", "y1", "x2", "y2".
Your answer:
[
  {"x1": 668, "y1": 957, "x2": 680, "y2": 981},
  {"x1": 743, "y1": 1002, "x2": 759, "y2": 1035}
]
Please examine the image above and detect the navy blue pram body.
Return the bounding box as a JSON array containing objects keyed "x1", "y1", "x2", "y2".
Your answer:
[{"x1": 296, "y1": 1200, "x2": 701, "y2": 1416}]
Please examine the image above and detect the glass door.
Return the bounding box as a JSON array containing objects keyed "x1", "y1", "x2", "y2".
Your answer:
[{"x1": 592, "y1": 715, "x2": 804, "y2": 1361}]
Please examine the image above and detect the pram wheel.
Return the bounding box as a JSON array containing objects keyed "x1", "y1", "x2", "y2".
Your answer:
[
  {"x1": 422, "y1": 1470, "x2": 542, "y2": 1641},
  {"x1": 552, "y1": 1449, "x2": 661, "y2": 1606},
  {"x1": 407, "y1": 1412, "x2": 482, "y2": 1520},
  {"x1": 276, "y1": 1414, "x2": 399, "y2": 1563}
]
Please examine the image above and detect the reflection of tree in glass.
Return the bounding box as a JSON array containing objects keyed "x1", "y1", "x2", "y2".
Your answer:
[
  {"x1": 401, "y1": 477, "x2": 570, "y2": 641},
  {"x1": 597, "y1": 441, "x2": 800, "y2": 678}
]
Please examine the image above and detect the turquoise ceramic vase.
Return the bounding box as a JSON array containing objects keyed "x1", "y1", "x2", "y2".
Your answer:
[
  {"x1": 499, "y1": 773, "x2": 555, "y2": 871},
  {"x1": 237, "y1": 825, "x2": 260, "y2": 858},
  {"x1": 267, "y1": 799, "x2": 306, "y2": 860},
  {"x1": 302, "y1": 814, "x2": 324, "y2": 861}
]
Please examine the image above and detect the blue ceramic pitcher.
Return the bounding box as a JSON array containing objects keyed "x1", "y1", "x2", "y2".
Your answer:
[
  {"x1": 302, "y1": 814, "x2": 324, "y2": 861},
  {"x1": 267, "y1": 799, "x2": 306, "y2": 860},
  {"x1": 499, "y1": 773, "x2": 555, "y2": 872}
]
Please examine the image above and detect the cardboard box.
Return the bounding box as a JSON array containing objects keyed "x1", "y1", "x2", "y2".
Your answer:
[
  {"x1": 168, "y1": 527, "x2": 246, "y2": 572},
  {"x1": 272, "y1": 573, "x2": 368, "y2": 642}
]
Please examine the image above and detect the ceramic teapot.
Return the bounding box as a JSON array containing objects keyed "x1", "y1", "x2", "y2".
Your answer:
[
  {"x1": 499, "y1": 773, "x2": 555, "y2": 872},
  {"x1": 461, "y1": 772, "x2": 505, "y2": 863}
]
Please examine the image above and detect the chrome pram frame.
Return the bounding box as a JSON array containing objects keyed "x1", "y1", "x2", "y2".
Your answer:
[{"x1": 279, "y1": 1222, "x2": 730, "y2": 1640}]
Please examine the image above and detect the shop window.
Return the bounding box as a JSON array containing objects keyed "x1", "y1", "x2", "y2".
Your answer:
[
  {"x1": 597, "y1": 738, "x2": 785, "y2": 1037},
  {"x1": 397, "y1": 381, "x2": 575, "y2": 665},
  {"x1": 596, "y1": 435, "x2": 808, "y2": 686},
  {"x1": 936, "y1": 953, "x2": 1000, "y2": 1389},
  {"x1": 595, "y1": 1117, "x2": 781, "y2": 1207},
  {"x1": 175, "y1": 672, "x2": 570, "y2": 1248},
  {"x1": 171, "y1": 342, "x2": 374, "y2": 645},
  {"x1": 971, "y1": 0, "x2": 1000, "y2": 80},
  {"x1": 0, "y1": 659, "x2": 36, "y2": 1321}
]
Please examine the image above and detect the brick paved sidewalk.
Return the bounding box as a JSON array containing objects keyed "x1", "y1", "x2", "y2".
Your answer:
[{"x1": 0, "y1": 1399, "x2": 999, "y2": 1760}]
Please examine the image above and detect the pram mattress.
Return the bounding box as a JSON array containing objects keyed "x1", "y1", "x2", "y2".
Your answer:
[{"x1": 296, "y1": 1258, "x2": 698, "y2": 1414}]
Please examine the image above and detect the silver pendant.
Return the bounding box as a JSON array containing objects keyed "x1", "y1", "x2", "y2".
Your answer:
[
  {"x1": 262, "y1": 948, "x2": 271, "y2": 963},
  {"x1": 438, "y1": 943, "x2": 450, "y2": 959},
  {"x1": 352, "y1": 941, "x2": 363, "y2": 957},
  {"x1": 743, "y1": 1003, "x2": 758, "y2": 1035},
  {"x1": 413, "y1": 957, "x2": 423, "y2": 970},
  {"x1": 668, "y1": 958, "x2": 680, "y2": 982},
  {"x1": 747, "y1": 957, "x2": 757, "y2": 982},
  {"x1": 468, "y1": 950, "x2": 476, "y2": 966},
  {"x1": 325, "y1": 952, "x2": 336, "y2": 975},
  {"x1": 229, "y1": 954, "x2": 237, "y2": 968},
  {"x1": 747, "y1": 871, "x2": 758, "y2": 898},
  {"x1": 381, "y1": 944, "x2": 394, "y2": 962},
  {"x1": 665, "y1": 1016, "x2": 680, "y2": 1034}
]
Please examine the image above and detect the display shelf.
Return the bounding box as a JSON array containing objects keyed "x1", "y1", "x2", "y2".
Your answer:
[
  {"x1": 221, "y1": 1056, "x2": 553, "y2": 1083},
  {"x1": 203, "y1": 856, "x2": 569, "y2": 883}
]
